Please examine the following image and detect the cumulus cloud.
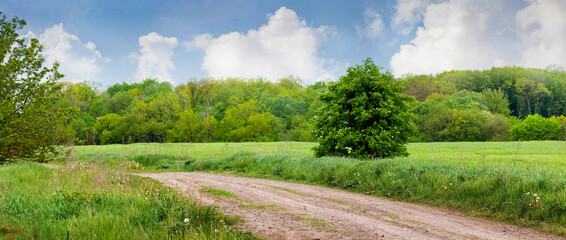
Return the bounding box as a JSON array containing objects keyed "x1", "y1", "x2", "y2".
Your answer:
[
  {"x1": 390, "y1": 0, "x2": 521, "y2": 76},
  {"x1": 37, "y1": 23, "x2": 106, "y2": 82},
  {"x1": 390, "y1": 0, "x2": 566, "y2": 77},
  {"x1": 356, "y1": 8, "x2": 385, "y2": 40},
  {"x1": 183, "y1": 33, "x2": 213, "y2": 52},
  {"x1": 132, "y1": 32, "x2": 178, "y2": 83},
  {"x1": 185, "y1": 7, "x2": 334, "y2": 83},
  {"x1": 517, "y1": 0, "x2": 566, "y2": 68},
  {"x1": 392, "y1": 0, "x2": 432, "y2": 35}
]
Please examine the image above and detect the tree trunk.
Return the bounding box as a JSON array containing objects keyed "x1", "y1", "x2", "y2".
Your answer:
[{"x1": 525, "y1": 95, "x2": 531, "y2": 115}]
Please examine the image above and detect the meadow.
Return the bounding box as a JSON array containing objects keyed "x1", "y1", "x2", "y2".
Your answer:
[
  {"x1": 71, "y1": 141, "x2": 566, "y2": 171},
  {"x1": 2, "y1": 141, "x2": 566, "y2": 239},
  {"x1": 70, "y1": 141, "x2": 566, "y2": 236}
]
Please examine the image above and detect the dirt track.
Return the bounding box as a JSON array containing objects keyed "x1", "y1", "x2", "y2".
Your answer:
[{"x1": 135, "y1": 172, "x2": 563, "y2": 240}]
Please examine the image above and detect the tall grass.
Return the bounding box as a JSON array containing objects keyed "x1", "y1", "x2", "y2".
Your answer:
[
  {"x1": 0, "y1": 162, "x2": 258, "y2": 240},
  {"x1": 183, "y1": 153, "x2": 566, "y2": 236}
]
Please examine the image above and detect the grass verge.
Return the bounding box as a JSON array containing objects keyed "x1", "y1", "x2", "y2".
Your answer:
[{"x1": 0, "y1": 162, "x2": 258, "y2": 240}]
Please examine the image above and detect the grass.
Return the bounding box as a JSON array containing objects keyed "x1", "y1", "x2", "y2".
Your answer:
[
  {"x1": 271, "y1": 186, "x2": 302, "y2": 196},
  {"x1": 201, "y1": 187, "x2": 235, "y2": 198},
  {"x1": 0, "y1": 162, "x2": 258, "y2": 240},
  {"x1": 67, "y1": 141, "x2": 566, "y2": 172},
  {"x1": 239, "y1": 204, "x2": 284, "y2": 211},
  {"x1": 408, "y1": 141, "x2": 566, "y2": 171},
  {"x1": 48, "y1": 141, "x2": 566, "y2": 237}
]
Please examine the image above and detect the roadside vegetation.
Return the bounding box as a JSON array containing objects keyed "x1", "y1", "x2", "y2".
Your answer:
[
  {"x1": 52, "y1": 141, "x2": 566, "y2": 237},
  {"x1": 0, "y1": 161, "x2": 257, "y2": 240}
]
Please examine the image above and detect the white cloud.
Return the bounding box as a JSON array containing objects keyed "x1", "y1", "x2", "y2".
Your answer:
[
  {"x1": 38, "y1": 23, "x2": 106, "y2": 82},
  {"x1": 390, "y1": 0, "x2": 520, "y2": 76},
  {"x1": 356, "y1": 8, "x2": 385, "y2": 40},
  {"x1": 517, "y1": 0, "x2": 566, "y2": 68},
  {"x1": 183, "y1": 33, "x2": 213, "y2": 52},
  {"x1": 132, "y1": 32, "x2": 178, "y2": 84},
  {"x1": 187, "y1": 7, "x2": 334, "y2": 83},
  {"x1": 390, "y1": 0, "x2": 566, "y2": 77},
  {"x1": 392, "y1": 0, "x2": 432, "y2": 35}
]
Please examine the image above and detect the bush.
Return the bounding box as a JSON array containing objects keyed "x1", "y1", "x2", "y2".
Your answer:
[
  {"x1": 510, "y1": 114, "x2": 563, "y2": 141},
  {"x1": 312, "y1": 58, "x2": 416, "y2": 158}
]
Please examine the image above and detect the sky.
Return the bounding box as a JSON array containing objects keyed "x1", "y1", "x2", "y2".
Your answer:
[{"x1": 2, "y1": 0, "x2": 566, "y2": 87}]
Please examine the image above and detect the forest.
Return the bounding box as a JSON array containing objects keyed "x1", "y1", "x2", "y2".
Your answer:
[{"x1": 57, "y1": 66, "x2": 566, "y2": 145}]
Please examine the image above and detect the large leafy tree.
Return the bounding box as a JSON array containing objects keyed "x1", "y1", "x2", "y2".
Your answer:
[
  {"x1": 312, "y1": 58, "x2": 416, "y2": 159},
  {"x1": 0, "y1": 13, "x2": 74, "y2": 163}
]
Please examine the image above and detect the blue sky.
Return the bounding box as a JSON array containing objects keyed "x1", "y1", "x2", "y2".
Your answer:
[{"x1": 2, "y1": 0, "x2": 565, "y2": 87}]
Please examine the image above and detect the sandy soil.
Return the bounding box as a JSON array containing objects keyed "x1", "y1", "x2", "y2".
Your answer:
[{"x1": 135, "y1": 172, "x2": 563, "y2": 240}]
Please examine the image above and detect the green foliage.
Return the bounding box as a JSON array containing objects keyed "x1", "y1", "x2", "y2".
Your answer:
[
  {"x1": 0, "y1": 162, "x2": 257, "y2": 239},
  {"x1": 444, "y1": 109, "x2": 488, "y2": 141},
  {"x1": 0, "y1": 13, "x2": 75, "y2": 163},
  {"x1": 510, "y1": 114, "x2": 564, "y2": 141},
  {"x1": 482, "y1": 113, "x2": 511, "y2": 141},
  {"x1": 54, "y1": 59, "x2": 566, "y2": 145},
  {"x1": 312, "y1": 58, "x2": 416, "y2": 158},
  {"x1": 480, "y1": 88, "x2": 511, "y2": 116},
  {"x1": 411, "y1": 101, "x2": 452, "y2": 142},
  {"x1": 167, "y1": 109, "x2": 203, "y2": 142},
  {"x1": 218, "y1": 100, "x2": 282, "y2": 142}
]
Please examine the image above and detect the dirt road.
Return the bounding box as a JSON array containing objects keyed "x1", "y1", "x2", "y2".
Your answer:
[{"x1": 135, "y1": 172, "x2": 563, "y2": 240}]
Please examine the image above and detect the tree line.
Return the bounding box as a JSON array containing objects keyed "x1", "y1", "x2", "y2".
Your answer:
[
  {"x1": 57, "y1": 65, "x2": 566, "y2": 145},
  {"x1": 402, "y1": 67, "x2": 566, "y2": 142},
  {"x1": 59, "y1": 78, "x2": 324, "y2": 145}
]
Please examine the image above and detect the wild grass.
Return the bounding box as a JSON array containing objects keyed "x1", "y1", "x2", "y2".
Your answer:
[
  {"x1": 0, "y1": 162, "x2": 258, "y2": 240},
  {"x1": 239, "y1": 204, "x2": 283, "y2": 211},
  {"x1": 271, "y1": 186, "x2": 302, "y2": 196},
  {"x1": 201, "y1": 187, "x2": 235, "y2": 198},
  {"x1": 60, "y1": 141, "x2": 566, "y2": 236}
]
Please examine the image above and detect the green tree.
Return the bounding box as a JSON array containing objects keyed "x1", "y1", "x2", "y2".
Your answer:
[
  {"x1": 480, "y1": 88, "x2": 511, "y2": 116},
  {"x1": 515, "y1": 77, "x2": 536, "y2": 115},
  {"x1": 312, "y1": 58, "x2": 416, "y2": 158},
  {"x1": 167, "y1": 109, "x2": 203, "y2": 142},
  {"x1": 510, "y1": 114, "x2": 563, "y2": 141},
  {"x1": 0, "y1": 13, "x2": 76, "y2": 163}
]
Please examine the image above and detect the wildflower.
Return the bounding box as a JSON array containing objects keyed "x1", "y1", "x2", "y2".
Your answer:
[
  {"x1": 536, "y1": 196, "x2": 540, "y2": 200},
  {"x1": 184, "y1": 218, "x2": 189, "y2": 223},
  {"x1": 219, "y1": 219, "x2": 223, "y2": 223},
  {"x1": 533, "y1": 193, "x2": 537, "y2": 197},
  {"x1": 526, "y1": 192, "x2": 530, "y2": 195},
  {"x1": 449, "y1": 183, "x2": 452, "y2": 186}
]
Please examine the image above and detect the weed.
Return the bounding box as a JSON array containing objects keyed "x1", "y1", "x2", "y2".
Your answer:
[
  {"x1": 271, "y1": 186, "x2": 302, "y2": 196},
  {"x1": 201, "y1": 187, "x2": 235, "y2": 198},
  {"x1": 239, "y1": 204, "x2": 284, "y2": 211}
]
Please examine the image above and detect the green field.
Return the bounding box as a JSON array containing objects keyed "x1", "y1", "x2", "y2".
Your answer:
[{"x1": 72, "y1": 141, "x2": 566, "y2": 171}]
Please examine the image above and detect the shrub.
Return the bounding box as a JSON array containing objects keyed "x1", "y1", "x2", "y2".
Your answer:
[{"x1": 510, "y1": 114, "x2": 563, "y2": 141}]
